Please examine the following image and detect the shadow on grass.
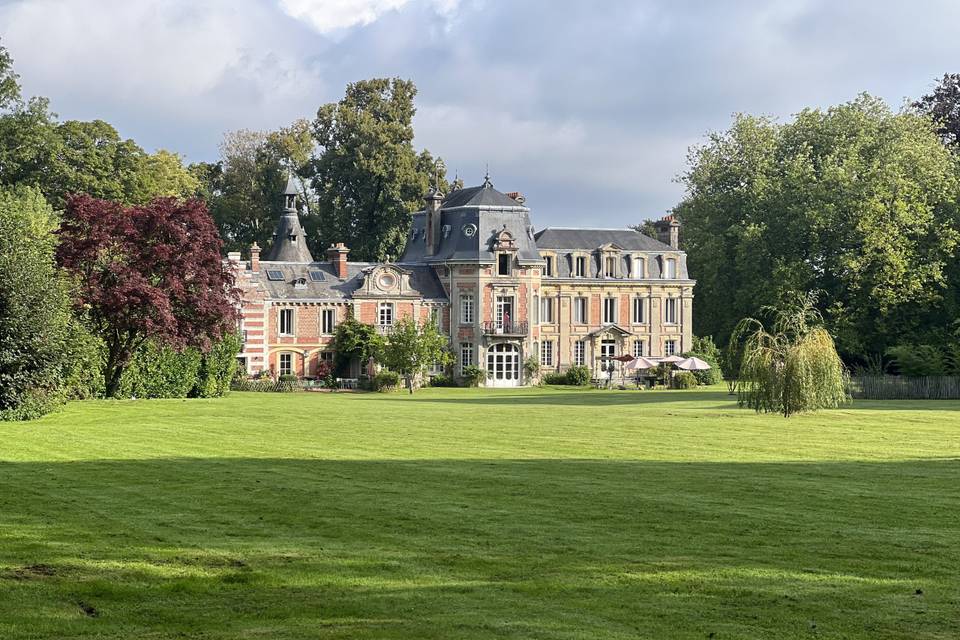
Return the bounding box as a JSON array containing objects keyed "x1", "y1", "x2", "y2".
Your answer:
[{"x1": 1, "y1": 456, "x2": 959, "y2": 638}]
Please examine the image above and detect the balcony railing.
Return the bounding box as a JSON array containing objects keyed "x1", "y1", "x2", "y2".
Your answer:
[{"x1": 482, "y1": 321, "x2": 529, "y2": 336}]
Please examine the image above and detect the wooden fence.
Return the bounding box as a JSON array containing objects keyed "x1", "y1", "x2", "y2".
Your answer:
[{"x1": 849, "y1": 375, "x2": 960, "y2": 400}]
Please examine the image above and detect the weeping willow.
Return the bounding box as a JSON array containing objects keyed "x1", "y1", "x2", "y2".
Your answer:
[{"x1": 732, "y1": 294, "x2": 849, "y2": 417}]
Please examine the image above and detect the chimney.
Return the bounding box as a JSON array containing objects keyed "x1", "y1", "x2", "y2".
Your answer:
[
  {"x1": 250, "y1": 242, "x2": 261, "y2": 272},
  {"x1": 424, "y1": 187, "x2": 443, "y2": 256},
  {"x1": 327, "y1": 242, "x2": 350, "y2": 279},
  {"x1": 506, "y1": 191, "x2": 526, "y2": 205},
  {"x1": 654, "y1": 215, "x2": 680, "y2": 250}
]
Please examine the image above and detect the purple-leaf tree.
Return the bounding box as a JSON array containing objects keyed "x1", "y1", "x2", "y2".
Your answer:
[{"x1": 57, "y1": 195, "x2": 238, "y2": 397}]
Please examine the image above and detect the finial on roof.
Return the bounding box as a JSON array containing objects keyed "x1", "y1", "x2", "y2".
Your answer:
[
  {"x1": 483, "y1": 164, "x2": 492, "y2": 188},
  {"x1": 283, "y1": 174, "x2": 298, "y2": 211}
]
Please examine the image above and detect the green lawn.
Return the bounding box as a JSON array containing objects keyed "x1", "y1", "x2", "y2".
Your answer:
[{"x1": 1, "y1": 387, "x2": 959, "y2": 639}]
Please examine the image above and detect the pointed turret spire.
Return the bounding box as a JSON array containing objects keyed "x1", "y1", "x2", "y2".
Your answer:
[{"x1": 264, "y1": 176, "x2": 314, "y2": 262}]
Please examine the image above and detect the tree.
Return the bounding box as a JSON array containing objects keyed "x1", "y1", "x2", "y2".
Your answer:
[
  {"x1": 330, "y1": 316, "x2": 379, "y2": 376},
  {"x1": 676, "y1": 96, "x2": 960, "y2": 358},
  {"x1": 372, "y1": 317, "x2": 452, "y2": 393},
  {"x1": 733, "y1": 294, "x2": 849, "y2": 417},
  {"x1": 913, "y1": 73, "x2": 960, "y2": 150},
  {"x1": 0, "y1": 187, "x2": 73, "y2": 420},
  {"x1": 682, "y1": 336, "x2": 723, "y2": 386},
  {"x1": 56, "y1": 195, "x2": 238, "y2": 397},
  {"x1": 0, "y1": 39, "x2": 20, "y2": 110},
  {"x1": 310, "y1": 78, "x2": 447, "y2": 261}
]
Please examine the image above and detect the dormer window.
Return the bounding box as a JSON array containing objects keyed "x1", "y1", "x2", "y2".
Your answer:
[
  {"x1": 294, "y1": 277, "x2": 307, "y2": 289},
  {"x1": 633, "y1": 256, "x2": 645, "y2": 279},
  {"x1": 498, "y1": 253, "x2": 511, "y2": 276},
  {"x1": 664, "y1": 258, "x2": 677, "y2": 279},
  {"x1": 288, "y1": 234, "x2": 297, "y2": 243},
  {"x1": 604, "y1": 256, "x2": 617, "y2": 278},
  {"x1": 575, "y1": 255, "x2": 586, "y2": 277},
  {"x1": 544, "y1": 255, "x2": 554, "y2": 277}
]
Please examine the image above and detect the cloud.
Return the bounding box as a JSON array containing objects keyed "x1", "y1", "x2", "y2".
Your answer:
[{"x1": 3, "y1": 0, "x2": 960, "y2": 227}]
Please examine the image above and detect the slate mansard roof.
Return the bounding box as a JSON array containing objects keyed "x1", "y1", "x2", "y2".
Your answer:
[
  {"x1": 254, "y1": 261, "x2": 446, "y2": 302},
  {"x1": 534, "y1": 227, "x2": 691, "y2": 280},
  {"x1": 399, "y1": 179, "x2": 542, "y2": 264}
]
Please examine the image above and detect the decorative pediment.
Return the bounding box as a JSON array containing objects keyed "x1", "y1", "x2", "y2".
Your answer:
[
  {"x1": 360, "y1": 264, "x2": 412, "y2": 296},
  {"x1": 597, "y1": 242, "x2": 624, "y2": 253},
  {"x1": 587, "y1": 324, "x2": 632, "y2": 338},
  {"x1": 492, "y1": 225, "x2": 518, "y2": 252}
]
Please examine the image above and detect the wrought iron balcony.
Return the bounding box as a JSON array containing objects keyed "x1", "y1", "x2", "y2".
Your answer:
[{"x1": 482, "y1": 321, "x2": 529, "y2": 336}]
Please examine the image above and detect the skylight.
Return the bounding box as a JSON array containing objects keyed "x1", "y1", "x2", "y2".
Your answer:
[
  {"x1": 308, "y1": 270, "x2": 325, "y2": 282},
  {"x1": 266, "y1": 270, "x2": 284, "y2": 281}
]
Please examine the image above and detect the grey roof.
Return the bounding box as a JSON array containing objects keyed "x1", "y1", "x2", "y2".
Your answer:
[
  {"x1": 255, "y1": 261, "x2": 446, "y2": 301},
  {"x1": 283, "y1": 175, "x2": 299, "y2": 195},
  {"x1": 534, "y1": 228, "x2": 691, "y2": 280},
  {"x1": 441, "y1": 180, "x2": 524, "y2": 208},
  {"x1": 264, "y1": 210, "x2": 315, "y2": 262},
  {"x1": 400, "y1": 181, "x2": 541, "y2": 264},
  {"x1": 534, "y1": 227, "x2": 674, "y2": 252}
]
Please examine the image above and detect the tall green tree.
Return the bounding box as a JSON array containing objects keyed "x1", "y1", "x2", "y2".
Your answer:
[
  {"x1": 372, "y1": 317, "x2": 452, "y2": 393},
  {"x1": 0, "y1": 39, "x2": 20, "y2": 109},
  {"x1": 0, "y1": 187, "x2": 73, "y2": 420},
  {"x1": 310, "y1": 78, "x2": 447, "y2": 262},
  {"x1": 676, "y1": 95, "x2": 960, "y2": 358}
]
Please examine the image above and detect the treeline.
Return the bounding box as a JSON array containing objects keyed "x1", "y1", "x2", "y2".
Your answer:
[
  {"x1": 674, "y1": 79, "x2": 960, "y2": 369},
  {"x1": 0, "y1": 44, "x2": 239, "y2": 420}
]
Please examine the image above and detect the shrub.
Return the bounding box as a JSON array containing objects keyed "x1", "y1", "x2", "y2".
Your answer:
[
  {"x1": 523, "y1": 355, "x2": 540, "y2": 379},
  {"x1": 191, "y1": 332, "x2": 242, "y2": 398},
  {"x1": 886, "y1": 344, "x2": 952, "y2": 377},
  {"x1": 674, "y1": 371, "x2": 698, "y2": 389},
  {"x1": 278, "y1": 374, "x2": 297, "y2": 382},
  {"x1": 372, "y1": 370, "x2": 401, "y2": 392},
  {"x1": 565, "y1": 365, "x2": 591, "y2": 386},
  {"x1": 542, "y1": 371, "x2": 569, "y2": 385},
  {"x1": 460, "y1": 365, "x2": 485, "y2": 387},
  {"x1": 116, "y1": 341, "x2": 202, "y2": 399},
  {"x1": 429, "y1": 373, "x2": 458, "y2": 387},
  {"x1": 683, "y1": 336, "x2": 724, "y2": 385}
]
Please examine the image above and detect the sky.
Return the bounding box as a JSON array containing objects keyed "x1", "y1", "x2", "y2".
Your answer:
[{"x1": 1, "y1": 0, "x2": 959, "y2": 227}]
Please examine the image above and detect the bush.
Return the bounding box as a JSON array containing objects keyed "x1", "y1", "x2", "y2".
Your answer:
[
  {"x1": 0, "y1": 187, "x2": 73, "y2": 421},
  {"x1": 460, "y1": 365, "x2": 485, "y2": 387},
  {"x1": 191, "y1": 332, "x2": 242, "y2": 398},
  {"x1": 565, "y1": 365, "x2": 591, "y2": 386},
  {"x1": 683, "y1": 336, "x2": 724, "y2": 385},
  {"x1": 372, "y1": 370, "x2": 401, "y2": 392},
  {"x1": 116, "y1": 342, "x2": 202, "y2": 399},
  {"x1": 541, "y1": 371, "x2": 569, "y2": 385},
  {"x1": 886, "y1": 344, "x2": 957, "y2": 377},
  {"x1": 674, "y1": 371, "x2": 698, "y2": 389},
  {"x1": 429, "y1": 373, "x2": 458, "y2": 387}
]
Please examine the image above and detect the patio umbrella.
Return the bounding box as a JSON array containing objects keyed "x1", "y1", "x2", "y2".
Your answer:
[
  {"x1": 675, "y1": 356, "x2": 712, "y2": 371},
  {"x1": 624, "y1": 357, "x2": 659, "y2": 370},
  {"x1": 611, "y1": 354, "x2": 635, "y2": 363},
  {"x1": 659, "y1": 355, "x2": 686, "y2": 364}
]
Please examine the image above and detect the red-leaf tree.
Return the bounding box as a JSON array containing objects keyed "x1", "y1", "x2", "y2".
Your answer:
[{"x1": 57, "y1": 195, "x2": 238, "y2": 397}]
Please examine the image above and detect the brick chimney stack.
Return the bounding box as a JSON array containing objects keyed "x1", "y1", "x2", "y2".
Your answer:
[
  {"x1": 654, "y1": 216, "x2": 680, "y2": 250},
  {"x1": 250, "y1": 242, "x2": 261, "y2": 272},
  {"x1": 327, "y1": 242, "x2": 350, "y2": 279}
]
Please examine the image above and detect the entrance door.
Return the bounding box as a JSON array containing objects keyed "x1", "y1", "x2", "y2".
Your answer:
[{"x1": 487, "y1": 342, "x2": 520, "y2": 387}]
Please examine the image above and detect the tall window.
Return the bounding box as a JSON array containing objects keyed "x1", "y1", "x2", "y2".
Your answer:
[
  {"x1": 574, "y1": 340, "x2": 585, "y2": 366},
  {"x1": 632, "y1": 297, "x2": 645, "y2": 324},
  {"x1": 544, "y1": 255, "x2": 554, "y2": 277},
  {"x1": 321, "y1": 308, "x2": 336, "y2": 334},
  {"x1": 664, "y1": 258, "x2": 677, "y2": 279},
  {"x1": 633, "y1": 256, "x2": 645, "y2": 278},
  {"x1": 665, "y1": 340, "x2": 677, "y2": 356},
  {"x1": 460, "y1": 343, "x2": 473, "y2": 370},
  {"x1": 279, "y1": 352, "x2": 292, "y2": 376},
  {"x1": 664, "y1": 298, "x2": 678, "y2": 324},
  {"x1": 603, "y1": 297, "x2": 617, "y2": 324},
  {"x1": 540, "y1": 296, "x2": 554, "y2": 324},
  {"x1": 575, "y1": 255, "x2": 586, "y2": 277},
  {"x1": 604, "y1": 256, "x2": 617, "y2": 278},
  {"x1": 573, "y1": 297, "x2": 588, "y2": 324},
  {"x1": 498, "y1": 253, "x2": 511, "y2": 276},
  {"x1": 540, "y1": 340, "x2": 554, "y2": 366},
  {"x1": 430, "y1": 307, "x2": 441, "y2": 329},
  {"x1": 279, "y1": 308, "x2": 294, "y2": 336},
  {"x1": 633, "y1": 340, "x2": 644, "y2": 358},
  {"x1": 460, "y1": 294, "x2": 474, "y2": 324},
  {"x1": 378, "y1": 302, "x2": 394, "y2": 326}
]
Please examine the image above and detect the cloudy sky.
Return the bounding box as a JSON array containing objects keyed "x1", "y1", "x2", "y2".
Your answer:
[{"x1": 1, "y1": 0, "x2": 958, "y2": 226}]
